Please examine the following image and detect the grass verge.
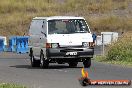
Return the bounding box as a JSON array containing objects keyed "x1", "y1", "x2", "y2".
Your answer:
[
  {"x1": 0, "y1": 83, "x2": 26, "y2": 88},
  {"x1": 95, "y1": 55, "x2": 132, "y2": 67}
]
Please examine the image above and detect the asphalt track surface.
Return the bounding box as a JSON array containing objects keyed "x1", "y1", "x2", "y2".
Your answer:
[{"x1": 0, "y1": 52, "x2": 132, "y2": 88}]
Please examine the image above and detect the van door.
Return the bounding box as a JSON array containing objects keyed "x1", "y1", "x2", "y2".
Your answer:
[
  {"x1": 29, "y1": 19, "x2": 47, "y2": 57},
  {"x1": 40, "y1": 20, "x2": 47, "y2": 57}
]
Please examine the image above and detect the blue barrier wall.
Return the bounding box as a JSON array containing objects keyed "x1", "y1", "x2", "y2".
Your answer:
[
  {"x1": 8, "y1": 36, "x2": 17, "y2": 52},
  {"x1": 16, "y1": 36, "x2": 29, "y2": 54},
  {"x1": 8, "y1": 36, "x2": 29, "y2": 53},
  {"x1": 0, "y1": 39, "x2": 4, "y2": 52}
]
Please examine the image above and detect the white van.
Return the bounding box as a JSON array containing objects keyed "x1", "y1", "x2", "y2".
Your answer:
[{"x1": 29, "y1": 16, "x2": 94, "y2": 68}]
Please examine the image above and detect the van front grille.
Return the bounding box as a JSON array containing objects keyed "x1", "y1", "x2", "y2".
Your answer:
[
  {"x1": 60, "y1": 48, "x2": 83, "y2": 52},
  {"x1": 60, "y1": 45, "x2": 82, "y2": 48}
]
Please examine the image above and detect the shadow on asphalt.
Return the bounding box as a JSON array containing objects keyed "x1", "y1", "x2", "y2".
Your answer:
[{"x1": 10, "y1": 65, "x2": 82, "y2": 69}]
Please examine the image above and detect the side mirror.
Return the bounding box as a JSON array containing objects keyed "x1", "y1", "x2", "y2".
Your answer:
[{"x1": 41, "y1": 31, "x2": 47, "y2": 37}]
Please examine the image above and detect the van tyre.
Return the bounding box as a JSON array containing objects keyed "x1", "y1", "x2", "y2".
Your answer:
[
  {"x1": 42, "y1": 60, "x2": 49, "y2": 68},
  {"x1": 30, "y1": 48, "x2": 40, "y2": 67},
  {"x1": 40, "y1": 53, "x2": 49, "y2": 68},
  {"x1": 69, "y1": 62, "x2": 78, "y2": 67},
  {"x1": 30, "y1": 56, "x2": 40, "y2": 67},
  {"x1": 83, "y1": 58, "x2": 91, "y2": 68}
]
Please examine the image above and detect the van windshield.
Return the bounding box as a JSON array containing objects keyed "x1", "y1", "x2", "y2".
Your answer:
[{"x1": 48, "y1": 19, "x2": 90, "y2": 34}]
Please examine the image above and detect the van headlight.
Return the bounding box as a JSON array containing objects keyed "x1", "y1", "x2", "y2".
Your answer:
[
  {"x1": 82, "y1": 42, "x2": 89, "y2": 47},
  {"x1": 51, "y1": 43, "x2": 59, "y2": 48}
]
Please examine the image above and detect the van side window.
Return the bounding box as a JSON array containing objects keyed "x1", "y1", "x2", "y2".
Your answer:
[{"x1": 29, "y1": 20, "x2": 46, "y2": 35}]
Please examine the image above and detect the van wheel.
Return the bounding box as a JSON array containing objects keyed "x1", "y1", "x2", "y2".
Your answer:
[
  {"x1": 30, "y1": 56, "x2": 40, "y2": 67},
  {"x1": 40, "y1": 53, "x2": 49, "y2": 68},
  {"x1": 42, "y1": 60, "x2": 49, "y2": 68},
  {"x1": 69, "y1": 62, "x2": 78, "y2": 67},
  {"x1": 83, "y1": 58, "x2": 91, "y2": 68},
  {"x1": 30, "y1": 48, "x2": 40, "y2": 67}
]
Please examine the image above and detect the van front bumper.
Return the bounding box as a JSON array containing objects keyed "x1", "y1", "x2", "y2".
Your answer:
[{"x1": 46, "y1": 47, "x2": 94, "y2": 59}]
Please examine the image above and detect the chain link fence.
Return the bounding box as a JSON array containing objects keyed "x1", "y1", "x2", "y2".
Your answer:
[
  {"x1": 94, "y1": 32, "x2": 132, "y2": 56},
  {"x1": 94, "y1": 32, "x2": 123, "y2": 56}
]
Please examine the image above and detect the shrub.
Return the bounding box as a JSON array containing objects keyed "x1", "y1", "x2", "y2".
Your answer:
[{"x1": 106, "y1": 32, "x2": 132, "y2": 62}]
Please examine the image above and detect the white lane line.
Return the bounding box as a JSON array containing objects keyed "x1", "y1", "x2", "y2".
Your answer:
[{"x1": 54, "y1": 69, "x2": 68, "y2": 72}]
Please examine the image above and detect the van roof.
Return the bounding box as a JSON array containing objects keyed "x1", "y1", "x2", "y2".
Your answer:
[{"x1": 33, "y1": 16, "x2": 85, "y2": 20}]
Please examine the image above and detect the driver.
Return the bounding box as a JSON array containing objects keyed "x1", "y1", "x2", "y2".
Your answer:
[{"x1": 48, "y1": 21, "x2": 58, "y2": 34}]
